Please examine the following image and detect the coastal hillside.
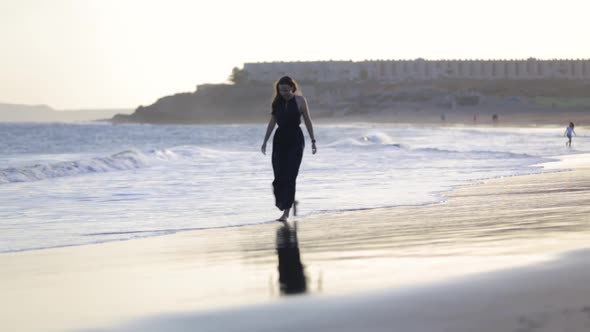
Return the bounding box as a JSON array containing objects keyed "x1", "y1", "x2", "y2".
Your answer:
[
  {"x1": 111, "y1": 79, "x2": 590, "y2": 125},
  {"x1": 0, "y1": 103, "x2": 132, "y2": 122}
]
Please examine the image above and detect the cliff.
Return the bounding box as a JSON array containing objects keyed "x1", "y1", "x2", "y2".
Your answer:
[
  {"x1": 112, "y1": 84, "x2": 272, "y2": 124},
  {"x1": 111, "y1": 80, "x2": 590, "y2": 125}
]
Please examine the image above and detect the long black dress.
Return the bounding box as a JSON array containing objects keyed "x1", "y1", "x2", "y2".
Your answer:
[{"x1": 271, "y1": 97, "x2": 304, "y2": 211}]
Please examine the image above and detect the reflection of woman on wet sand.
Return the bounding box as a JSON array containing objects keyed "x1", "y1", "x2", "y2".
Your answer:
[
  {"x1": 276, "y1": 222, "x2": 307, "y2": 294},
  {"x1": 261, "y1": 76, "x2": 317, "y2": 222}
]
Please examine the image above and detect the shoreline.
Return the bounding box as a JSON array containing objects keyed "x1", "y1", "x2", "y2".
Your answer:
[
  {"x1": 1, "y1": 151, "x2": 556, "y2": 255},
  {"x1": 2, "y1": 156, "x2": 590, "y2": 332},
  {"x1": 0, "y1": 147, "x2": 572, "y2": 255}
]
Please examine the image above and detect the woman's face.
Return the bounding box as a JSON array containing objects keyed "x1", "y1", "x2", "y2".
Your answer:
[{"x1": 278, "y1": 84, "x2": 294, "y2": 99}]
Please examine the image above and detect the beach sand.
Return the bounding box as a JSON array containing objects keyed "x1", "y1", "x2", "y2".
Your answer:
[{"x1": 2, "y1": 157, "x2": 590, "y2": 332}]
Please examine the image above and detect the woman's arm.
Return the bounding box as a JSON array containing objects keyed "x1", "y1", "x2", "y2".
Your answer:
[
  {"x1": 261, "y1": 116, "x2": 277, "y2": 155},
  {"x1": 299, "y1": 96, "x2": 317, "y2": 154}
]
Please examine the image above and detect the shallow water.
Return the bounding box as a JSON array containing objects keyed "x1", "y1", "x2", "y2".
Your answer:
[{"x1": 1, "y1": 123, "x2": 587, "y2": 252}]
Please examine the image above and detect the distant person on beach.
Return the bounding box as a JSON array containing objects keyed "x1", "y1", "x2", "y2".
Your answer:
[
  {"x1": 564, "y1": 122, "x2": 577, "y2": 147},
  {"x1": 261, "y1": 76, "x2": 317, "y2": 222}
]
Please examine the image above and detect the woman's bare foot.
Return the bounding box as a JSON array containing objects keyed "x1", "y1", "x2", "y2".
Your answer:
[{"x1": 277, "y1": 208, "x2": 290, "y2": 222}]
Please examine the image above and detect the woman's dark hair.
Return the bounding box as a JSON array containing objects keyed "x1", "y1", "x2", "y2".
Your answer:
[
  {"x1": 271, "y1": 76, "x2": 299, "y2": 112},
  {"x1": 570, "y1": 122, "x2": 575, "y2": 128}
]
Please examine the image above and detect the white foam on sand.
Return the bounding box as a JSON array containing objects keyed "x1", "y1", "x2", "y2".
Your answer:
[{"x1": 537, "y1": 153, "x2": 590, "y2": 170}]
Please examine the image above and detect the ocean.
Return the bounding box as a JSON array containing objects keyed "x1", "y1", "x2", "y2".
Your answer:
[{"x1": 1, "y1": 122, "x2": 586, "y2": 253}]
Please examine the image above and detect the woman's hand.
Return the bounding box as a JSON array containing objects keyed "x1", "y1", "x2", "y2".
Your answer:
[
  {"x1": 312, "y1": 142, "x2": 317, "y2": 155},
  {"x1": 261, "y1": 142, "x2": 267, "y2": 155}
]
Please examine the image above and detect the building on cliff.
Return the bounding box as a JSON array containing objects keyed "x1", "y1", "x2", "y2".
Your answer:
[{"x1": 243, "y1": 58, "x2": 590, "y2": 82}]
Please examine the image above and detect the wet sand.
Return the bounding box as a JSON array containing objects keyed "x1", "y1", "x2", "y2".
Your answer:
[{"x1": 2, "y1": 157, "x2": 590, "y2": 332}]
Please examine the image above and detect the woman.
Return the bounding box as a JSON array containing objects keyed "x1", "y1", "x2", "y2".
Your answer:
[{"x1": 261, "y1": 76, "x2": 317, "y2": 222}]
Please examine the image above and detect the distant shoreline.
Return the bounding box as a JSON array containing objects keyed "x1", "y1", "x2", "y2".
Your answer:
[
  {"x1": 3, "y1": 108, "x2": 588, "y2": 128},
  {"x1": 0, "y1": 102, "x2": 133, "y2": 123}
]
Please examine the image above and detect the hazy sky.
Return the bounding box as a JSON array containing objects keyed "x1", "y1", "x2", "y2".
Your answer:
[{"x1": 1, "y1": 0, "x2": 589, "y2": 109}]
